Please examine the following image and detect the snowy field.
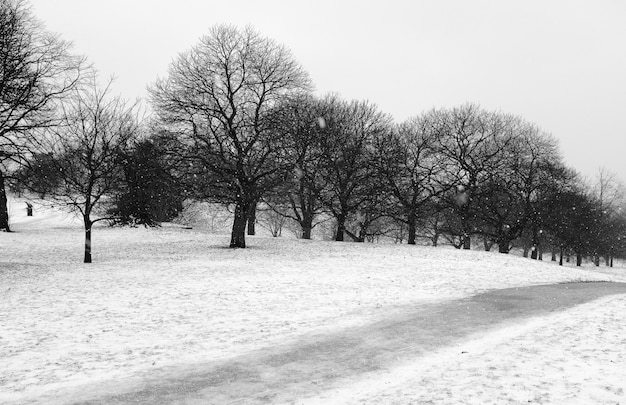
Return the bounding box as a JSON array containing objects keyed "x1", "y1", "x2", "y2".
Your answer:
[{"x1": 2, "y1": 195, "x2": 626, "y2": 404}]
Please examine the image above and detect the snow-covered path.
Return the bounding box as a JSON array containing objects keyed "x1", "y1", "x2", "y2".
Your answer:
[{"x1": 27, "y1": 282, "x2": 626, "y2": 405}]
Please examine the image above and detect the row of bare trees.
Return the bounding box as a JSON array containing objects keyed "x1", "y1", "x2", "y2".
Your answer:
[{"x1": 2, "y1": 2, "x2": 625, "y2": 264}]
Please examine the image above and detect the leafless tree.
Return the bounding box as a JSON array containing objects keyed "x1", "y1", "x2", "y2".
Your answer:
[
  {"x1": 264, "y1": 93, "x2": 332, "y2": 239},
  {"x1": 149, "y1": 25, "x2": 311, "y2": 248},
  {"x1": 25, "y1": 77, "x2": 140, "y2": 262},
  {"x1": 0, "y1": 0, "x2": 86, "y2": 231},
  {"x1": 315, "y1": 98, "x2": 392, "y2": 241},
  {"x1": 434, "y1": 104, "x2": 516, "y2": 249},
  {"x1": 472, "y1": 123, "x2": 565, "y2": 253},
  {"x1": 591, "y1": 167, "x2": 625, "y2": 265},
  {"x1": 375, "y1": 112, "x2": 450, "y2": 245}
]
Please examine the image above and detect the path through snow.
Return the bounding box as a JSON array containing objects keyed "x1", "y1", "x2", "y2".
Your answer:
[{"x1": 46, "y1": 282, "x2": 626, "y2": 405}]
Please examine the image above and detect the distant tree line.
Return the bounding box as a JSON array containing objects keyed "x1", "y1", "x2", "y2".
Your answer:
[{"x1": 2, "y1": 1, "x2": 625, "y2": 264}]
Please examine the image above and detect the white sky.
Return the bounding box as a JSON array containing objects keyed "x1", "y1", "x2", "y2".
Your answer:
[{"x1": 29, "y1": 0, "x2": 626, "y2": 183}]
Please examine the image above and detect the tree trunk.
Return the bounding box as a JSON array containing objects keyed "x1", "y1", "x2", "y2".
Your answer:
[
  {"x1": 594, "y1": 254, "x2": 600, "y2": 267},
  {"x1": 462, "y1": 234, "x2": 471, "y2": 250},
  {"x1": 523, "y1": 247, "x2": 529, "y2": 257},
  {"x1": 407, "y1": 215, "x2": 417, "y2": 245},
  {"x1": 551, "y1": 250, "x2": 557, "y2": 261},
  {"x1": 559, "y1": 246, "x2": 563, "y2": 266},
  {"x1": 335, "y1": 214, "x2": 346, "y2": 242},
  {"x1": 301, "y1": 223, "x2": 312, "y2": 239},
  {"x1": 605, "y1": 256, "x2": 610, "y2": 266},
  {"x1": 431, "y1": 234, "x2": 439, "y2": 247},
  {"x1": 576, "y1": 253, "x2": 582, "y2": 267},
  {"x1": 246, "y1": 201, "x2": 257, "y2": 236},
  {"x1": 482, "y1": 239, "x2": 491, "y2": 251},
  {"x1": 0, "y1": 170, "x2": 10, "y2": 232},
  {"x1": 230, "y1": 201, "x2": 249, "y2": 248},
  {"x1": 531, "y1": 247, "x2": 538, "y2": 260},
  {"x1": 610, "y1": 256, "x2": 613, "y2": 267},
  {"x1": 84, "y1": 220, "x2": 92, "y2": 263},
  {"x1": 538, "y1": 250, "x2": 543, "y2": 260},
  {"x1": 498, "y1": 238, "x2": 510, "y2": 253}
]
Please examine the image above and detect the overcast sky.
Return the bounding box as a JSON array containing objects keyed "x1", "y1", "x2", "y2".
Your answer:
[{"x1": 29, "y1": 0, "x2": 626, "y2": 184}]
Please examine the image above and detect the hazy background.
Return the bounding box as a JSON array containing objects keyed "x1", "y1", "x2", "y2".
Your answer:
[{"x1": 29, "y1": 0, "x2": 626, "y2": 183}]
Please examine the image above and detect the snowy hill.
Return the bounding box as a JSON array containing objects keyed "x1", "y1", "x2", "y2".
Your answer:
[{"x1": 2, "y1": 194, "x2": 626, "y2": 404}]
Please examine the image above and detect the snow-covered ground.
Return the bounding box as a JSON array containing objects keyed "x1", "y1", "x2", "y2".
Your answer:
[{"x1": 1, "y1": 195, "x2": 626, "y2": 404}]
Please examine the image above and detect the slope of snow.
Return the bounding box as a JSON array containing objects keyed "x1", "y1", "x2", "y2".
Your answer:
[{"x1": 1, "y1": 195, "x2": 625, "y2": 403}]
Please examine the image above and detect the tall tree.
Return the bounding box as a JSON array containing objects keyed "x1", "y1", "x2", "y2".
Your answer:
[
  {"x1": 23, "y1": 78, "x2": 140, "y2": 262},
  {"x1": 316, "y1": 98, "x2": 392, "y2": 241},
  {"x1": 375, "y1": 112, "x2": 449, "y2": 245},
  {"x1": 0, "y1": 0, "x2": 85, "y2": 231},
  {"x1": 435, "y1": 104, "x2": 514, "y2": 249},
  {"x1": 590, "y1": 168, "x2": 625, "y2": 265},
  {"x1": 149, "y1": 25, "x2": 311, "y2": 248},
  {"x1": 263, "y1": 94, "x2": 328, "y2": 239},
  {"x1": 543, "y1": 186, "x2": 600, "y2": 266},
  {"x1": 472, "y1": 123, "x2": 565, "y2": 253}
]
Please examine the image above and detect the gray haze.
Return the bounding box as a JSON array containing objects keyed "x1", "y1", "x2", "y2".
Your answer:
[{"x1": 29, "y1": 0, "x2": 626, "y2": 183}]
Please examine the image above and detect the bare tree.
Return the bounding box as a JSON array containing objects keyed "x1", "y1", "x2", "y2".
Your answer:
[
  {"x1": 149, "y1": 25, "x2": 311, "y2": 248},
  {"x1": 0, "y1": 0, "x2": 85, "y2": 231},
  {"x1": 591, "y1": 167, "x2": 625, "y2": 265},
  {"x1": 472, "y1": 123, "x2": 565, "y2": 253},
  {"x1": 435, "y1": 104, "x2": 515, "y2": 249},
  {"x1": 264, "y1": 94, "x2": 331, "y2": 239},
  {"x1": 24, "y1": 78, "x2": 140, "y2": 262},
  {"x1": 375, "y1": 112, "x2": 449, "y2": 245},
  {"x1": 316, "y1": 98, "x2": 392, "y2": 241}
]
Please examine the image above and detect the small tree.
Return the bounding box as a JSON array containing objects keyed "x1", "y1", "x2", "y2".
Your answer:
[
  {"x1": 110, "y1": 138, "x2": 184, "y2": 226},
  {"x1": 24, "y1": 78, "x2": 140, "y2": 262},
  {"x1": 0, "y1": 0, "x2": 85, "y2": 231},
  {"x1": 543, "y1": 187, "x2": 600, "y2": 266}
]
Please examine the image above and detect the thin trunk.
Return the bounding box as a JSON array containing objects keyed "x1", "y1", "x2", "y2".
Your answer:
[
  {"x1": 432, "y1": 234, "x2": 439, "y2": 247},
  {"x1": 576, "y1": 253, "x2": 582, "y2": 267},
  {"x1": 335, "y1": 213, "x2": 346, "y2": 242},
  {"x1": 523, "y1": 247, "x2": 529, "y2": 258},
  {"x1": 463, "y1": 234, "x2": 471, "y2": 250},
  {"x1": 0, "y1": 170, "x2": 10, "y2": 232},
  {"x1": 407, "y1": 215, "x2": 417, "y2": 245},
  {"x1": 559, "y1": 246, "x2": 564, "y2": 266},
  {"x1": 498, "y1": 238, "x2": 510, "y2": 254},
  {"x1": 84, "y1": 219, "x2": 92, "y2": 263},
  {"x1": 230, "y1": 201, "x2": 249, "y2": 248},
  {"x1": 531, "y1": 247, "x2": 538, "y2": 260},
  {"x1": 610, "y1": 256, "x2": 613, "y2": 267},
  {"x1": 246, "y1": 201, "x2": 257, "y2": 236},
  {"x1": 538, "y1": 250, "x2": 543, "y2": 260},
  {"x1": 551, "y1": 250, "x2": 557, "y2": 262},
  {"x1": 594, "y1": 254, "x2": 600, "y2": 267}
]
